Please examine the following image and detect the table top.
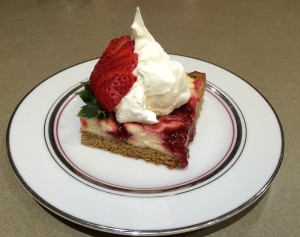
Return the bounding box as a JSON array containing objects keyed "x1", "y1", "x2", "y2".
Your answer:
[{"x1": 1, "y1": 0, "x2": 299, "y2": 236}]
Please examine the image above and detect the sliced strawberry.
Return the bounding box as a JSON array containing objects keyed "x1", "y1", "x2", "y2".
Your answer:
[
  {"x1": 93, "y1": 66, "x2": 133, "y2": 92},
  {"x1": 100, "y1": 35, "x2": 131, "y2": 61},
  {"x1": 94, "y1": 69, "x2": 137, "y2": 112},
  {"x1": 110, "y1": 40, "x2": 135, "y2": 60},
  {"x1": 90, "y1": 65, "x2": 102, "y2": 92},
  {"x1": 97, "y1": 41, "x2": 136, "y2": 72},
  {"x1": 90, "y1": 35, "x2": 132, "y2": 92},
  {"x1": 104, "y1": 53, "x2": 138, "y2": 72},
  {"x1": 89, "y1": 35, "x2": 138, "y2": 111}
]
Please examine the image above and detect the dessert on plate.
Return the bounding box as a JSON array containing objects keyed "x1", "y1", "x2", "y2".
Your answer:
[{"x1": 77, "y1": 7, "x2": 206, "y2": 168}]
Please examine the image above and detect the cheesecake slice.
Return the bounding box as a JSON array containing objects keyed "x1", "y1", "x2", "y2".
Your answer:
[
  {"x1": 77, "y1": 8, "x2": 206, "y2": 169},
  {"x1": 79, "y1": 71, "x2": 206, "y2": 168}
]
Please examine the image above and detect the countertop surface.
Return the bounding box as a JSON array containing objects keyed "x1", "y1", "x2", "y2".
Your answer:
[{"x1": 1, "y1": 0, "x2": 299, "y2": 236}]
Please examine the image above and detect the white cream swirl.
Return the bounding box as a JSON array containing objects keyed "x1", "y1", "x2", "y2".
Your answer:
[{"x1": 114, "y1": 7, "x2": 191, "y2": 124}]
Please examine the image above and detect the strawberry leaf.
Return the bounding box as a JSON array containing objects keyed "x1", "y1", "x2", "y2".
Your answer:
[
  {"x1": 76, "y1": 81, "x2": 108, "y2": 119},
  {"x1": 77, "y1": 104, "x2": 108, "y2": 119},
  {"x1": 75, "y1": 90, "x2": 97, "y2": 104},
  {"x1": 80, "y1": 81, "x2": 91, "y2": 90}
]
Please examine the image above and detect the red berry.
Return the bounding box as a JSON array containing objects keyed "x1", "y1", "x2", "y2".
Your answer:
[
  {"x1": 94, "y1": 69, "x2": 137, "y2": 112},
  {"x1": 104, "y1": 53, "x2": 138, "y2": 72},
  {"x1": 110, "y1": 40, "x2": 135, "y2": 60},
  {"x1": 89, "y1": 35, "x2": 138, "y2": 111},
  {"x1": 90, "y1": 35, "x2": 132, "y2": 92},
  {"x1": 100, "y1": 35, "x2": 131, "y2": 61}
]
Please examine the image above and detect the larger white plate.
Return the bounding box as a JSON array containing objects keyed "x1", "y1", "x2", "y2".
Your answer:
[{"x1": 7, "y1": 55, "x2": 284, "y2": 235}]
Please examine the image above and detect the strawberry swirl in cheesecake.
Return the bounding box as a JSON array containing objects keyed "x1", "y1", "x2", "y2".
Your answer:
[{"x1": 78, "y1": 7, "x2": 206, "y2": 168}]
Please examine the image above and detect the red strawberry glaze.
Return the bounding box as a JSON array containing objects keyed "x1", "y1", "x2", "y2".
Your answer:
[
  {"x1": 101, "y1": 79, "x2": 202, "y2": 168},
  {"x1": 153, "y1": 94, "x2": 200, "y2": 165},
  {"x1": 107, "y1": 113, "x2": 131, "y2": 141}
]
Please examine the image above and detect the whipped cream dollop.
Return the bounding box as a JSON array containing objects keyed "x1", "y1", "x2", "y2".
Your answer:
[{"x1": 114, "y1": 7, "x2": 191, "y2": 124}]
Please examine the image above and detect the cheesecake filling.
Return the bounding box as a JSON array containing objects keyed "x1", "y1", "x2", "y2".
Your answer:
[{"x1": 114, "y1": 7, "x2": 191, "y2": 124}]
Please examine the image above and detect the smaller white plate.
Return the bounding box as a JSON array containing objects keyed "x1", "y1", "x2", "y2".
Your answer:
[{"x1": 7, "y1": 55, "x2": 284, "y2": 235}]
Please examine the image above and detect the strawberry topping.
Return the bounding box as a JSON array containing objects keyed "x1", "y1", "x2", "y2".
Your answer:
[
  {"x1": 95, "y1": 69, "x2": 137, "y2": 112},
  {"x1": 90, "y1": 35, "x2": 138, "y2": 111},
  {"x1": 100, "y1": 35, "x2": 131, "y2": 62}
]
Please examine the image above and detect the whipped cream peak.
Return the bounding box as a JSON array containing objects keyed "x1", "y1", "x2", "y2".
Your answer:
[
  {"x1": 132, "y1": 7, "x2": 155, "y2": 46},
  {"x1": 114, "y1": 7, "x2": 191, "y2": 124}
]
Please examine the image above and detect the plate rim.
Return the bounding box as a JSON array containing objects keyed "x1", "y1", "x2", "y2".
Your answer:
[{"x1": 6, "y1": 55, "x2": 285, "y2": 236}]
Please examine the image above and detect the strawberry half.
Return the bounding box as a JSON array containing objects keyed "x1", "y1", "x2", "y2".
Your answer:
[
  {"x1": 90, "y1": 36, "x2": 131, "y2": 92},
  {"x1": 95, "y1": 69, "x2": 137, "y2": 112},
  {"x1": 89, "y1": 35, "x2": 138, "y2": 112},
  {"x1": 104, "y1": 53, "x2": 138, "y2": 72},
  {"x1": 100, "y1": 35, "x2": 131, "y2": 62}
]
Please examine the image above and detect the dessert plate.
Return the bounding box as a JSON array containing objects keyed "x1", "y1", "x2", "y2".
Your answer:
[{"x1": 7, "y1": 55, "x2": 284, "y2": 235}]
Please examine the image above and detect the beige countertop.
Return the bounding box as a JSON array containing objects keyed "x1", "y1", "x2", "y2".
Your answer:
[{"x1": 1, "y1": 0, "x2": 299, "y2": 236}]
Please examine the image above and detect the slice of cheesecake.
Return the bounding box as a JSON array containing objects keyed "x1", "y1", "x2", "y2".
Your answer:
[{"x1": 79, "y1": 71, "x2": 206, "y2": 168}]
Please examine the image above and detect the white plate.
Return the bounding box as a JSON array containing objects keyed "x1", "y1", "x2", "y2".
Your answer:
[{"x1": 7, "y1": 55, "x2": 284, "y2": 235}]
